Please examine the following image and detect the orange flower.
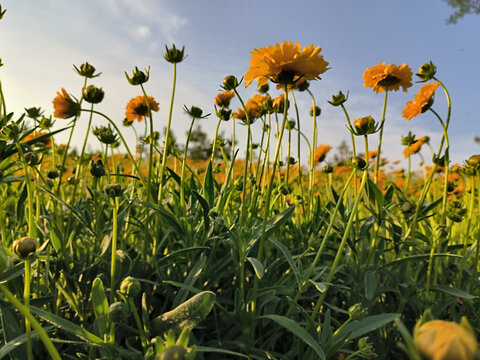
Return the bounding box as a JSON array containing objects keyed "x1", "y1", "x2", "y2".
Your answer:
[
  {"x1": 52, "y1": 88, "x2": 80, "y2": 119},
  {"x1": 314, "y1": 144, "x2": 332, "y2": 163},
  {"x1": 272, "y1": 93, "x2": 289, "y2": 113},
  {"x1": 402, "y1": 82, "x2": 440, "y2": 120},
  {"x1": 125, "y1": 96, "x2": 159, "y2": 122},
  {"x1": 414, "y1": 319, "x2": 478, "y2": 360},
  {"x1": 363, "y1": 62, "x2": 412, "y2": 93},
  {"x1": 404, "y1": 136, "x2": 429, "y2": 158},
  {"x1": 244, "y1": 41, "x2": 329, "y2": 87},
  {"x1": 23, "y1": 130, "x2": 52, "y2": 147},
  {"x1": 214, "y1": 90, "x2": 235, "y2": 108}
]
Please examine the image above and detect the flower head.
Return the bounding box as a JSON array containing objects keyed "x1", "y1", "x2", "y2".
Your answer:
[
  {"x1": 163, "y1": 44, "x2": 186, "y2": 64},
  {"x1": 125, "y1": 96, "x2": 159, "y2": 123},
  {"x1": 272, "y1": 93, "x2": 289, "y2": 113},
  {"x1": 314, "y1": 144, "x2": 332, "y2": 164},
  {"x1": 244, "y1": 41, "x2": 329, "y2": 88},
  {"x1": 363, "y1": 62, "x2": 412, "y2": 93},
  {"x1": 214, "y1": 91, "x2": 236, "y2": 108},
  {"x1": 52, "y1": 88, "x2": 80, "y2": 119},
  {"x1": 403, "y1": 136, "x2": 429, "y2": 158},
  {"x1": 73, "y1": 62, "x2": 101, "y2": 78},
  {"x1": 402, "y1": 82, "x2": 440, "y2": 120},
  {"x1": 414, "y1": 319, "x2": 478, "y2": 360},
  {"x1": 125, "y1": 66, "x2": 150, "y2": 86}
]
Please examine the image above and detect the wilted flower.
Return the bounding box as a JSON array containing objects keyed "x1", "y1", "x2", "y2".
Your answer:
[
  {"x1": 125, "y1": 95, "x2": 159, "y2": 122},
  {"x1": 214, "y1": 91, "x2": 236, "y2": 108},
  {"x1": 414, "y1": 318, "x2": 478, "y2": 360},
  {"x1": 244, "y1": 41, "x2": 329, "y2": 87},
  {"x1": 402, "y1": 82, "x2": 440, "y2": 120},
  {"x1": 363, "y1": 62, "x2": 412, "y2": 93},
  {"x1": 52, "y1": 88, "x2": 80, "y2": 119}
]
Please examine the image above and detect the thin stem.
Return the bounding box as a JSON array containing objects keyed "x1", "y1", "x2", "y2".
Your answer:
[{"x1": 374, "y1": 90, "x2": 388, "y2": 184}]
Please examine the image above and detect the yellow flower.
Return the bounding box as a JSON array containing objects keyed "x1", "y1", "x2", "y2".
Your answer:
[
  {"x1": 125, "y1": 96, "x2": 159, "y2": 123},
  {"x1": 402, "y1": 82, "x2": 440, "y2": 120},
  {"x1": 363, "y1": 62, "x2": 412, "y2": 93},
  {"x1": 232, "y1": 94, "x2": 266, "y2": 123},
  {"x1": 414, "y1": 319, "x2": 478, "y2": 360},
  {"x1": 52, "y1": 88, "x2": 80, "y2": 119},
  {"x1": 214, "y1": 90, "x2": 235, "y2": 108},
  {"x1": 314, "y1": 144, "x2": 332, "y2": 164},
  {"x1": 244, "y1": 41, "x2": 329, "y2": 88}
]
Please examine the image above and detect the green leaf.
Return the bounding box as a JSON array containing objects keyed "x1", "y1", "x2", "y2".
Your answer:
[
  {"x1": 92, "y1": 278, "x2": 109, "y2": 338},
  {"x1": 247, "y1": 257, "x2": 264, "y2": 279},
  {"x1": 192, "y1": 190, "x2": 210, "y2": 230},
  {"x1": 0, "y1": 300, "x2": 27, "y2": 360},
  {"x1": 430, "y1": 286, "x2": 477, "y2": 299},
  {"x1": 30, "y1": 306, "x2": 104, "y2": 344},
  {"x1": 270, "y1": 238, "x2": 301, "y2": 286},
  {"x1": 364, "y1": 271, "x2": 377, "y2": 301},
  {"x1": 0, "y1": 326, "x2": 54, "y2": 359},
  {"x1": 366, "y1": 178, "x2": 383, "y2": 214},
  {"x1": 338, "y1": 313, "x2": 400, "y2": 340},
  {"x1": 0, "y1": 262, "x2": 24, "y2": 284},
  {"x1": 260, "y1": 314, "x2": 325, "y2": 359},
  {"x1": 204, "y1": 161, "x2": 215, "y2": 209},
  {"x1": 196, "y1": 346, "x2": 249, "y2": 358}
]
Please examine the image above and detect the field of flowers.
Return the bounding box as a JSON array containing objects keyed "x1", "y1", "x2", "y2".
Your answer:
[{"x1": 1, "y1": 4, "x2": 480, "y2": 360}]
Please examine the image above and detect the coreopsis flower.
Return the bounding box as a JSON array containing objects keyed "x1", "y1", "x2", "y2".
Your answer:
[
  {"x1": 52, "y1": 88, "x2": 80, "y2": 119},
  {"x1": 214, "y1": 91, "x2": 235, "y2": 108},
  {"x1": 414, "y1": 319, "x2": 478, "y2": 360},
  {"x1": 272, "y1": 93, "x2": 289, "y2": 113},
  {"x1": 363, "y1": 62, "x2": 412, "y2": 93},
  {"x1": 249, "y1": 93, "x2": 272, "y2": 113},
  {"x1": 403, "y1": 136, "x2": 429, "y2": 158},
  {"x1": 23, "y1": 130, "x2": 52, "y2": 147},
  {"x1": 125, "y1": 95, "x2": 159, "y2": 122},
  {"x1": 244, "y1": 41, "x2": 329, "y2": 88},
  {"x1": 402, "y1": 82, "x2": 440, "y2": 120},
  {"x1": 314, "y1": 144, "x2": 332, "y2": 164}
]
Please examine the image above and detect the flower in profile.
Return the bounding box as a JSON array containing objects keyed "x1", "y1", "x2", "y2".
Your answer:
[
  {"x1": 52, "y1": 88, "x2": 80, "y2": 119},
  {"x1": 403, "y1": 136, "x2": 429, "y2": 158},
  {"x1": 414, "y1": 318, "x2": 478, "y2": 360},
  {"x1": 23, "y1": 130, "x2": 52, "y2": 147},
  {"x1": 402, "y1": 82, "x2": 440, "y2": 120},
  {"x1": 314, "y1": 144, "x2": 332, "y2": 164},
  {"x1": 125, "y1": 96, "x2": 159, "y2": 123},
  {"x1": 273, "y1": 93, "x2": 289, "y2": 113},
  {"x1": 214, "y1": 91, "x2": 236, "y2": 108},
  {"x1": 363, "y1": 62, "x2": 412, "y2": 93},
  {"x1": 244, "y1": 41, "x2": 329, "y2": 87}
]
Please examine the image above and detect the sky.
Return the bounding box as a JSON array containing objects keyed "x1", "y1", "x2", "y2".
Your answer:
[{"x1": 1, "y1": 0, "x2": 479, "y2": 171}]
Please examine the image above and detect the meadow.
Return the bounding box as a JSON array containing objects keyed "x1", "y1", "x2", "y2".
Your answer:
[{"x1": 1, "y1": 5, "x2": 480, "y2": 359}]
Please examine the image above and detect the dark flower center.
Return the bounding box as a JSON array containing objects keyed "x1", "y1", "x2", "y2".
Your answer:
[
  {"x1": 134, "y1": 104, "x2": 149, "y2": 116},
  {"x1": 377, "y1": 74, "x2": 401, "y2": 87}
]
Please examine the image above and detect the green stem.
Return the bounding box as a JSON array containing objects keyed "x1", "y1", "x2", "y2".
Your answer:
[
  {"x1": 180, "y1": 117, "x2": 196, "y2": 213},
  {"x1": 158, "y1": 63, "x2": 177, "y2": 204},
  {"x1": 0, "y1": 284, "x2": 61, "y2": 360},
  {"x1": 374, "y1": 90, "x2": 388, "y2": 184},
  {"x1": 307, "y1": 89, "x2": 317, "y2": 215},
  {"x1": 15, "y1": 142, "x2": 36, "y2": 238},
  {"x1": 110, "y1": 197, "x2": 119, "y2": 305},
  {"x1": 140, "y1": 84, "x2": 155, "y2": 201},
  {"x1": 24, "y1": 258, "x2": 33, "y2": 360}
]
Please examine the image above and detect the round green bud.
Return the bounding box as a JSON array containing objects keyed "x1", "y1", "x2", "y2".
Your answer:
[
  {"x1": 222, "y1": 75, "x2": 239, "y2": 91},
  {"x1": 353, "y1": 115, "x2": 375, "y2": 136},
  {"x1": 352, "y1": 156, "x2": 367, "y2": 170},
  {"x1": 120, "y1": 276, "x2": 141, "y2": 298},
  {"x1": 83, "y1": 85, "x2": 105, "y2": 104},
  {"x1": 47, "y1": 169, "x2": 59, "y2": 179},
  {"x1": 12, "y1": 237, "x2": 37, "y2": 258},
  {"x1": 309, "y1": 106, "x2": 321, "y2": 117},
  {"x1": 108, "y1": 302, "x2": 129, "y2": 323},
  {"x1": 104, "y1": 183, "x2": 122, "y2": 198},
  {"x1": 160, "y1": 345, "x2": 187, "y2": 360}
]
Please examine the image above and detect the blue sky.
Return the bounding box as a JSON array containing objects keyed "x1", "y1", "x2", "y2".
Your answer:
[{"x1": 1, "y1": 0, "x2": 479, "y2": 169}]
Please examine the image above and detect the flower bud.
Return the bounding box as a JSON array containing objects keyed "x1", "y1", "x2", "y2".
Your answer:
[
  {"x1": 467, "y1": 154, "x2": 480, "y2": 168},
  {"x1": 125, "y1": 66, "x2": 150, "y2": 86},
  {"x1": 184, "y1": 105, "x2": 204, "y2": 119},
  {"x1": 257, "y1": 83, "x2": 269, "y2": 94},
  {"x1": 348, "y1": 303, "x2": 368, "y2": 321},
  {"x1": 222, "y1": 75, "x2": 239, "y2": 91},
  {"x1": 120, "y1": 276, "x2": 141, "y2": 298},
  {"x1": 93, "y1": 125, "x2": 119, "y2": 145},
  {"x1": 416, "y1": 61, "x2": 436, "y2": 82},
  {"x1": 39, "y1": 116, "x2": 55, "y2": 130},
  {"x1": 353, "y1": 115, "x2": 375, "y2": 136},
  {"x1": 215, "y1": 107, "x2": 232, "y2": 121},
  {"x1": 0, "y1": 122, "x2": 24, "y2": 141},
  {"x1": 25, "y1": 107, "x2": 44, "y2": 119},
  {"x1": 108, "y1": 302, "x2": 129, "y2": 323},
  {"x1": 83, "y1": 85, "x2": 105, "y2": 104},
  {"x1": 163, "y1": 44, "x2": 186, "y2": 64},
  {"x1": 160, "y1": 345, "x2": 187, "y2": 360},
  {"x1": 328, "y1": 91, "x2": 348, "y2": 106},
  {"x1": 73, "y1": 62, "x2": 101, "y2": 78},
  {"x1": 352, "y1": 156, "x2": 367, "y2": 170},
  {"x1": 309, "y1": 106, "x2": 321, "y2": 117},
  {"x1": 401, "y1": 200, "x2": 415, "y2": 214},
  {"x1": 47, "y1": 169, "x2": 59, "y2": 179},
  {"x1": 104, "y1": 183, "x2": 122, "y2": 197},
  {"x1": 322, "y1": 164, "x2": 333, "y2": 174},
  {"x1": 24, "y1": 152, "x2": 41, "y2": 166},
  {"x1": 12, "y1": 237, "x2": 37, "y2": 258},
  {"x1": 286, "y1": 120, "x2": 296, "y2": 130},
  {"x1": 90, "y1": 159, "x2": 106, "y2": 178}
]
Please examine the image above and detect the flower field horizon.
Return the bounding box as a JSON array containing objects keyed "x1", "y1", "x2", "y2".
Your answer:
[{"x1": 2, "y1": 3, "x2": 480, "y2": 359}]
